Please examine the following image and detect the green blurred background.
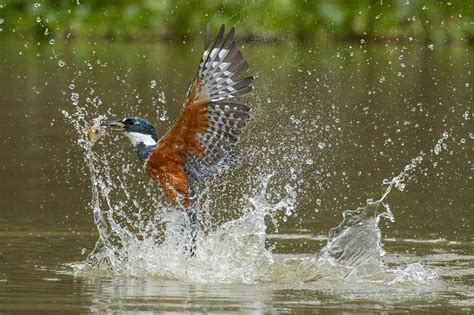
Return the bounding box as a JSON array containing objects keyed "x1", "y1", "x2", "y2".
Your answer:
[{"x1": 0, "y1": 0, "x2": 472, "y2": 44}]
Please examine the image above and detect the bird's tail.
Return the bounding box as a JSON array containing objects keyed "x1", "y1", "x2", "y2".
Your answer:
[
  {"x1": 186, "y1": 207, "x2": 198, "y2": 257},
  {"x1": 181, "y1": 180, "x2": 199, "y2": 256}
]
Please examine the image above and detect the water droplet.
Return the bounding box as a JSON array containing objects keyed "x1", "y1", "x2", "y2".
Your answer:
[
  {"x1": 34, "y1": 3, "x2": 41, "y2": 8},
  {"x1": 434, "y1": 143, "x2": 442, "y2": 155},
  {"x1": 318, "y1": 142, "x2": 326, "y2": 149},
  {"x1": 49, "y1": 39, "x2": 55, "y2": 45},
  {"x1": 427, "y1": 44, "x2": 434, "y2": 50},
  {"x1": 36, "y1": 17, "x2": 41, "y2": 23},
  {"x1": 71, "y1": 92, "x2": 79, "y2": 105},
  {"x1": 305, "y1": 159, "x2": 313, "y2": 165},
  {"x1": 57, "y1": 60, "x2": 65, "y2": 67},
  {"x1": 316, "y1": 199, "x2": 322, "y2": 206},
  {"x1": 68, "y1": 83, "x2": 75, "y2": 90},
  {"x1": 44, "y1": 28, "x2": 49, "y2": 36},
  {"x1": 61, "y1": 110, "x2": 69, "y2": 118},
  {"x1": 395, "y1": 182, "x2": 406, "y2": 191},
  {"x1": 0, "y1": 19, "x2": 4, "y2": 25},
  {"x1": 149, "y1": 80, "x2": 156, "y2": 88}
]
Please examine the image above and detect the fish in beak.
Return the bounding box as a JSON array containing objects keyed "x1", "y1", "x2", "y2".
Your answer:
[
  {"x1": 87, "y1": 115, "x2": 126, "y2": 144},
  {"x1": 87, "y1": 115, "x2": 107, "y2": 144}
]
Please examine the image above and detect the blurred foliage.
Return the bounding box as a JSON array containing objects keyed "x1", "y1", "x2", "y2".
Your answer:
[{"x1": 0, "y1": 0, "x2": 472, "y2": 43}]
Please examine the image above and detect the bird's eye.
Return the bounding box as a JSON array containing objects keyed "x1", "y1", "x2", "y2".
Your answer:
[{"x1": 123, "y1": 118, "x2": 134, "y2": 126}]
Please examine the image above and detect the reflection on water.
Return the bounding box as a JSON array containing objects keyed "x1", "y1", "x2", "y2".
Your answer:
[{"x1": 0, "y1": 37, "x2": 472, "y2": 312}]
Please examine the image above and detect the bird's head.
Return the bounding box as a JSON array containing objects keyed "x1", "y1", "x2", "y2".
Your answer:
[{"x1": 104, "y1": 117, "x2": 158, "y2": 160}]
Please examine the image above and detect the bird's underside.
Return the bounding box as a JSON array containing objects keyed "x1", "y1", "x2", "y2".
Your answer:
[{"x1": 144, "y1": 25, "x2": 254, "y2": 208}]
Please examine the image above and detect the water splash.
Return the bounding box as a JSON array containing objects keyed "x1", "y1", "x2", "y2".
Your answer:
[
  {"x1": 64, "y1": 102, "x2": 446, "y2": 286},
  {"x1": 320, "y1": 198, "x2": 393, "y2": 270},
  {"x1": 317, "y1": 133, "x2": 450, "y2": 283},
  {"x1": 64, "y1": 104, "x2": 296, "y2": 281}
]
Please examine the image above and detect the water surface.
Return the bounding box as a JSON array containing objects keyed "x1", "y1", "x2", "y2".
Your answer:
[{"x1": 0, "y1": 38, "x2": 472, "y2": 312}]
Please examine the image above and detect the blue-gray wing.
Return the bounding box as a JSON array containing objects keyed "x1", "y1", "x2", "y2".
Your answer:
[{"x1": 183, "y1": 25, "x2": 253, "y2": 182}]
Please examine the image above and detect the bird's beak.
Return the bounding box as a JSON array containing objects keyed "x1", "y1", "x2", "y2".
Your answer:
[{"x1": 103, "y1": 119, "x2": 126, "y2": 131}]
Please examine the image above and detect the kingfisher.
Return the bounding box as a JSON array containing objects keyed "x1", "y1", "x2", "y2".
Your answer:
[{"x1": 90, "y1": 25, "x2": 254, "y2": 255}]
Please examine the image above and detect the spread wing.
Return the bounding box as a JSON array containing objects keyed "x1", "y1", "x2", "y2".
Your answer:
[{"x1": 145, "y1": 25, "x2": 253, "y2": 207}]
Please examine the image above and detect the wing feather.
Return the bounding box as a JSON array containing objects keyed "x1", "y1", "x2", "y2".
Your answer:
[{"x1": 145, "y1": 25, "x2": 253, "y2": 207}]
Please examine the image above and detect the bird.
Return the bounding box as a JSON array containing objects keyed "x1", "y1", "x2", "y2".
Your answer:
[{"x1": 94, "y1": 25, "x2": 254, "y2": 255}]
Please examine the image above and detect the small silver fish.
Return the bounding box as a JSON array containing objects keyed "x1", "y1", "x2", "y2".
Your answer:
[{"x1": 87, "y1": 115, "x2": 108, "y2": 144}]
